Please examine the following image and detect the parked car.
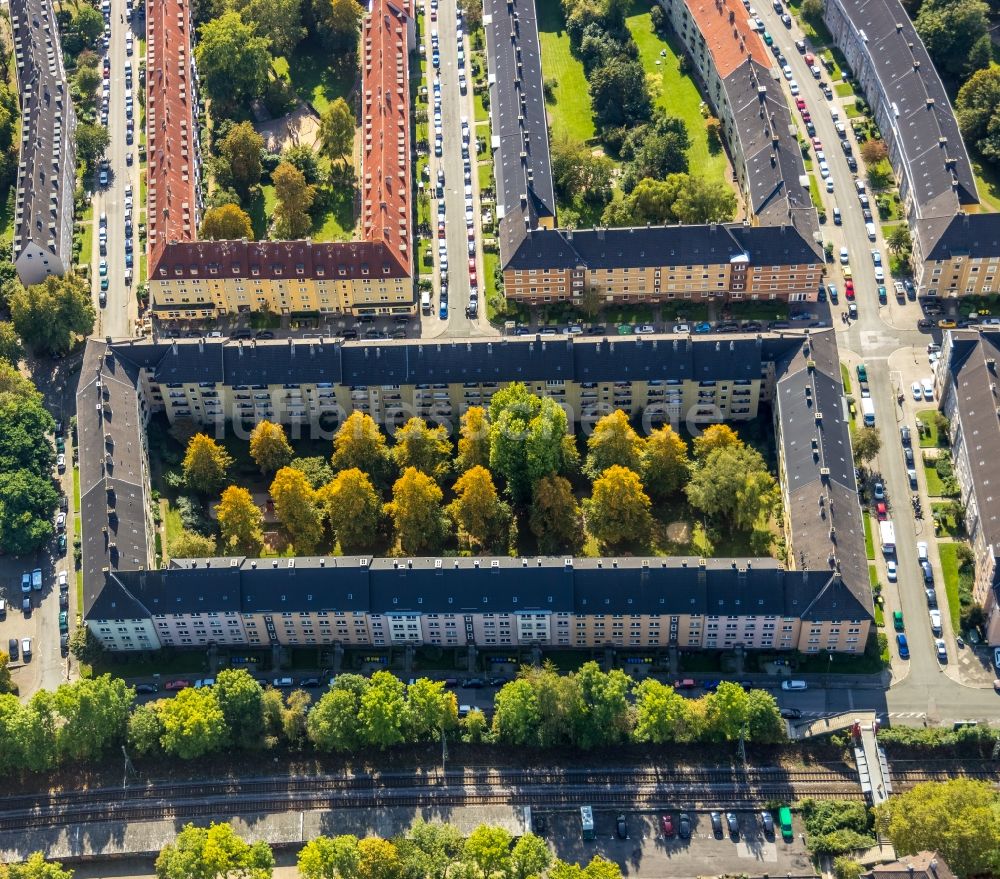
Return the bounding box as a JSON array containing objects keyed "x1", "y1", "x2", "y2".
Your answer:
[
  {"x1": 164, "y1": 679, "x2": 190, "y2": 691},
  {"x1": 135, "y1": 683, "x2": 159, "y2": 694},
  {"x1": 710, "y1": 812, "x2": 724, "y2": 837},
  {"x1": 616, "y1": 814, "x2": 628, "y2": 839}
]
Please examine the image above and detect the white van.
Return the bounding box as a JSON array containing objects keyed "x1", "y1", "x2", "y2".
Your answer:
[
  {"x1": 781, "y1": 679, "x2": 808, "y2": 690},
  {"x1": 421, "y1": 290, "x2": 432, "y2": 313},
  {"x1": 865, "y1": 222, "x2": 876, "y2": 240}
]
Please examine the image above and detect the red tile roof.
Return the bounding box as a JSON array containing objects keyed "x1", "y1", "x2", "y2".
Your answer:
[
  {"x1": 145, "y1": 0, "x2": 200, "y2": 272},
  {"x1": 687, "y1": 0, "x2": 772, "y2": 78},
  {"x1": 147, "y1": 0, "x2": 415, "y2": 286},
  {"x1": 361, "y1": 0, "x2": 412, "y2": 275}
]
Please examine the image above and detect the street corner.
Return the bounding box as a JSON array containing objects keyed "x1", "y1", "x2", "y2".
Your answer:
[{"x1": 950, "y1": 642, "x2": 1000, "y2": 688}]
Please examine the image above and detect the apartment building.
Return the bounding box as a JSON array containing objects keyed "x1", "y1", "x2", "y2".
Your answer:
[
  {"x1": 822, "y1": 0, "x2": 1000, "y2": 297},
  {"x1": 936, "y1": 330, "x2": 1000, "y2": 644},
  {"x1": 10, "y1": 0, "x2": 77, "y2": 285},
  {"x1": 78, "y1": 328, "x2": 872, "y2": 654},
  {"x1": 501, "y1": 223, "x2": 824, "y2": 306},
  {"x1": 485, "y1": 0, "x2": 822, "y2": 305},
  {"x1": 89, "y1": 554, "x2": 872, "y2": 654},
  {"x1": 95, "y1": 332, "x2": 803, "y2": 433},
  {"x1": 656, "y1": 0, "x2": 817, "y2": 238},
  {"x1": 146, "y1": 0, "x2": 415, "y2": 317}
]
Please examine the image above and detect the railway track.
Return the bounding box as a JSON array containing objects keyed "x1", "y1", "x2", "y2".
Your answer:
[{"x1": 1, "y1": 762, "x2": 995, "y2": 832}]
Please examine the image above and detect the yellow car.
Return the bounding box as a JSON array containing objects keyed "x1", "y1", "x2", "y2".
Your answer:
[
  {"x1": 937, "y1": 319, "x2": 957, "y2": 329},
  {"x1": 843, "y1": 266, "x2": 852, "y2": 279}
]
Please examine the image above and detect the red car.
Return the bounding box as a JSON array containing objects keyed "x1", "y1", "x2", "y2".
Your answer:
[
  {"x1": 795, "y1": 98, "x2": 806, "y2": 110},
  {"x1": 811, "y1": 137, "x2": 822, "y2": 149},
  {"x1": 801, "y1": 110, "x2": 811, "y2": 122},
  {"x1": 661, "y1": 814, "x2": 675, "y2": 837},
  {"x1": 876, "y1": 502, "x2": 888, "y2": 521},
  {"x1": 673, "y1": 678, "x2": 696, "y2": 689},
  {"x1": 165, "y1": 679, "x2": 190, "y2": 691},
  {"x1": 844, "y1": 280, "x2": 855, "y2": 299}
]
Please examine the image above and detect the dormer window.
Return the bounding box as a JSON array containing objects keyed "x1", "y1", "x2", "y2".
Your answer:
[
  {"x1": 383, "y1": 265, "x2": 391, "y2": 274},
  {"x1": 296, "y1": 264, "x2": 305, "y2": 276},
  {"x1": 251, "y1": 266, "x2": 260, "y2": 276},
  {"x1": 273, "y1": 265, "x2": 283, "y2": 276}
]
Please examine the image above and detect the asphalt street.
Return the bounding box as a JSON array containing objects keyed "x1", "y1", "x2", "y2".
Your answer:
[
  {"x1": 91, "y1": 0, "x2": 139, "y2": 341},
  {"x1": 422, "y1": 0, "x2": 496, "y2": 338},
  {"x1": 754, "y1": 0, "x2": 1000, "y2": 725}
]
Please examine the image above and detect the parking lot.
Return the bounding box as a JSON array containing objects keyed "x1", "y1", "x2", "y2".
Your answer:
[{"x1": 542, "y1": 809, "x2": 814, "y2": 878}]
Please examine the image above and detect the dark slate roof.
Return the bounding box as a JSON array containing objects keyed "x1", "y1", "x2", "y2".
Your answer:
[
  {"x1": 924, "y1": 213, "x2": 1000, "y2": 262},
  {"x1": 77, "y1": 340, "x2": 154, "y2": 616},
  {"x1": 726, "y1": 60, "x2": 820, "y2": 248},
  {"x1": 93, "y1": 554, "x2": 864, "y2": 621},
  {"x1": 485, "y1": 0, "x2": 555, "y2": 266},
  {"x1": 10, "y1": 0, "x2": 76, "y2": 269},
  {"x1": 942, "y1": 330, "x2": 1000, "y2": 577},
  {"x1": 824, "y1": 0, "x2": 977, "y2": 220},
  {"x1": 505, "y1": 222, "x2": 821, "y2": 272},
  {"x1": 114, "y1": 333, "x2": 800, "y2": 388},
  {"x1": 773, "y1": 329, "x2": 871, "y2": 620}
]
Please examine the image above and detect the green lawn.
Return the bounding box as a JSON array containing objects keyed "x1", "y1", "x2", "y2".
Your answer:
[
  {"x1": 923, "y1": 459, "x2": 945, "y2": 496},
  {"x1": 272, "y1": 40, "x2": 355, "y2": 116},
  {"x1": 834, "y1": 82, "x2": 854, "y2": 97},
  {"x1": 483, "y1": 249, "x2": 500, "y2": 314},
  {"x1": 840, "y1": 362, "x2": 852, "y2": 395},
  {"x1": 917, "y1": 409, "x2": 947, "y2": 448},
  {"x1": 474, "y1": 90, "x2": 490, "y2": 123},
  {"x1": 625, "y1": 4, "x2": 727, "y2": 185},
  {"x1": 311, "y1": 186, "x2": 354, "y2": 242},
  {"x1": 807, "y1": 173, "x2": 824, "y2": 211},
  {"x1": 937, "y1": 542, "x2": 962, "y2": 632},
  {"x1": 162, "y1": 501, "x2": 182, "y2": 559},
  {"x1": 537, "y1": 0, "x2": 596, "y2": 143},
  {"x1": 971, "y1": 156, "x2": 1000, "y2": 214},
  {"x1": 73, "y1": 465, "x2": 81, "y2": 511},
  {"x1": 79, "y1": 203, "x2": 93, "y2": 267},
  {"x1": 932, "y1": 502, "x2": 965, "y2": 538},
  {"x1": 478, "y1": 160, "x2": 494, "y2": 191},
  {"x1": 863, "y1": 510, "x2": 875, "y2": 559},
  {"x1": 246, "y1": 185, "x2": 278, "y2": 240}
]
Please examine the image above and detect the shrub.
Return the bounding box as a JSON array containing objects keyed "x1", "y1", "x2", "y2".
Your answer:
[{"x1": 176, "y1": 494, "x2": 214, "y2": 536}]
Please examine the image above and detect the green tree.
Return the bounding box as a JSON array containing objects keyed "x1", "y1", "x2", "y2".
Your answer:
[
  {"x1": 457, "y1": 406, "x2": 491, "y2": 471},
  {"x1": 886, "y1": 224, "x2": 912, "y2": 256},
  {"x1": 390, "y1": 417, "x2": 452, "y2": 481},
  {"x1": 876, "y1": 779, "x2": 1000, "y2": 878},
  {"x1": 75, "y1": 122, "x2": 110, "y2": 168},
  {"x1": 0, "y1": 652, "x2": 13, "y2": 694},
  {"x1": 273, "y1": 161, "x2": 316, "y2": 239},
  {"x1": 463, "y1": 826, "x2": 513, "y2": 879},
  {"x1": 462, "y1": 709, "x2": 488, "y2": 743},
  {"x1": 2, "y1": 853, "x2": 75, "y2": 879},
  {"x1": 584, "y1": 465, "x2": 653, "y2": 548},
  {"x1": 399, "y1": 820, "x2": 465, "y2": 879},
  {"x1": 9, "y1": 274, "x2": 95, "y2": 356},
  {"x1": 404, "y1": 677, "x2": 458, "y2": 741},
  {"x1": 169, "y1": 529, "x2": 217, "y2": 558},
  {"x1": 74, "y1": 64, "x2": 102, "y2": 107},
  {"x1": 298, "y1": 836, "x2": 361, "y2": 879},
  {"x1": 316, "y1": 467, "x2": 382, "y2": 552},
  {"x1": 956, "y1": 66, "x2": 1000, "y2": 161},
  {"x1": 307, "y1": 679, "x2": 367, "y2": 751},
  {"x1": 447, "y1": 465, "x2": 509, "y2": 550},
  {"x1": 916, "y1": 0, "x2": 991, "y2": 79},
  {"x1": 686, "y1": 444, "x2": 778, "y2": 530},
  {"x1": 231, "y1": 0, "x2": 305, "y2": 55},
  {"x1": 51, "y1": 675, "x2": 133, "y2": 762},
  {"x1": 573, "y1": 662, "x2": 632, "y2": 749},
  {"x1": 196, "y1": 13, "x2": 272, "y2": 111},
  {"x1": 290, "y1": 456, "x2": 335, "y2": 489},
  {"x1": 213, "y1": 668, "x2": 265, "y2": 749},
  {"x1": 489, "y1": 383, "x2": 569, "y2": 502},
  {"x1": 0, "y1": 469, "x2": 59, "y2": 555},
  {"x1": 217, "y1": 485, "x2": 264, "y2": 555},
  {"x1": 310, "y1": 0, "x2": 364, "y2": 53},
  {"x1": 219, "y1": 122, "x2": 266, "y2": 195},
  {"x1": 0, "y1": 392, "x2": 54, "y2": 475},
  {"x1": 282, "y1": 144, "x2": 322, "y2": 185},
  {"x1": 491, "y1": 678, "x2": 541, "y2": 746},
  {"x1": 282, "y1": 689, "x2": 312, "y2": 745},
  {"x1": 386, "y1": 467, "x2": 445, "y2": 554},
  {"x1": 745, "y1": 688, "x2": 786, "y2": 742},
  {"x1": 128, "y1": 705, "x2": 163, "y2": 757},
  {"x1": 319, "y1": 98, "x2": 355, "y2": 163},
  {"x1": 550, "y1": 136, "x2": 615, "y2": 209},
  {"x1": 866, "y1": 160, "x2": 894, "y2": 193},
  {"x1": 603, "y1": 175, "x2": 685, "y2": 225},
  {"x1": 68, "y1": 625, "x2": 104, "y2": 665},
  {"x1": 853, "y1": 426, "x2": 881, "y2": 467},
  {"x1": 356, "y1": 838, "x2": 402, "y2": 879},
  {"x1": 589, "y1": 58, "x2": 652, "y2": 129},
  {"x1": 641, "y1": 425, "x2": 690, "y2": 500},
  {"x1": 860, "y1": 139, "x2": 888, "y2": 165},
  {"x1": 182, "y1": 434, "x2": 232, "y2": 494},
  {"x1": 332, "y1": 411, "x2": 392, "y2": 481},
  {"x1": 250, "y1": 420, "x2": 294, "y2": 473},
  {"x1": 585, "y1": 410, "x2": 643, "y2": 478},
  {"x1": 157, "y1": 688, "x2": 228, "y2": 760},
  {"x1": 671, "y1": 175, "x2": 738, "y2": 223},
  {"x1": 200, "y1": 204, "x2": 254, "y2": 240},
  {"x1": 632, "y1": 678, "x2": 693, "y2": 743},
  {"x1": 692, "y1": 424, "x2": 741, "y2": 460},
  {"x1": 832, "y1": 859, "x2": 865, "y2": 879},
  {"x1": 270, "y1": 466, "x2": 324, "y2": 554},
  {"x1": 702, "y1": 681, "x2": 751, "y2": 742},
  {"x1": 156, "y1": 822, "x2": 274, "y2": 879},
  {"x1": 529, "y1": 475, "x2": 583, "y2": 553},
  {"x1": 510, "y1": 835, "x2": 551, "y2": 879}
]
